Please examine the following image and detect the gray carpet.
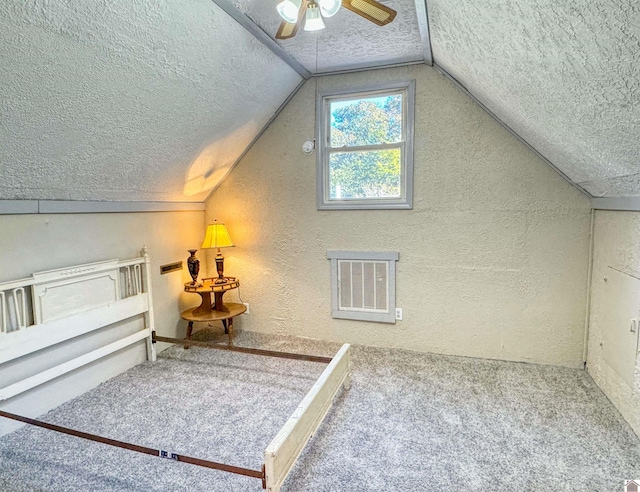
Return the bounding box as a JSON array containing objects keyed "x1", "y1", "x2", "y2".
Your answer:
[{"x1": 0, "y1": 329, "x2": 638, "y2": 491}]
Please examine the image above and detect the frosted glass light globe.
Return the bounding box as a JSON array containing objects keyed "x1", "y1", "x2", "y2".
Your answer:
[
  {"x1": 318, "y1": 0, "x2": 341, "y2": 17},
  {"x1": 277, "y1": 0, "x2": 302, "y2": 23},
  {"x1": 304, "y1": 4, "x2": 326, "y2": 31}
]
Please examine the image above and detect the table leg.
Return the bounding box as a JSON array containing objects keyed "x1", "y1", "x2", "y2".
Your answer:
[
  {"x1": 221, "y1": 318, "x2": 228, "y2": 334},
  {"x1": 227, "y1": 317, "x2": 234, "y2": 345},
  {"x1": 185, "y1": 321, "x2": 194, "y2": 349}
]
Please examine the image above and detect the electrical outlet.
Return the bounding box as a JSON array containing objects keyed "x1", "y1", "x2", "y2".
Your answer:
[
  {"x1": 395, "y1": 308, "x2": 403, "y2": 321},
  {"x1": 243, "y1": 302, "x2": 250, "y2": 314}
]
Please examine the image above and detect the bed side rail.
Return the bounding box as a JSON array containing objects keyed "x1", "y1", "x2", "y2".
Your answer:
[{"x1": 264, "y1": 343, "x2": 352, "y2": 492}]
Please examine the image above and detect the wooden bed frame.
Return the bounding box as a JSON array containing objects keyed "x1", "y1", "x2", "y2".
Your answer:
[{"x1": 0, "y1": 249, "x2": 351, "y2": 491}]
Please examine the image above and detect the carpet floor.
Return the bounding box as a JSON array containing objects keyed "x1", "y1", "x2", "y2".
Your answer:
[{"x1": 0, "y1": 330, "x2": 638, "y2": 491}]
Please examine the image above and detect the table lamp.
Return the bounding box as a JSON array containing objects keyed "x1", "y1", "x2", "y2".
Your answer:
[{"x1": 201, "y1": 220, "x2": 235, "y2": 284}]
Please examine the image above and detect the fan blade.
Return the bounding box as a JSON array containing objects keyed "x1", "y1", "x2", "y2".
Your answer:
[
  {"x1": 342, "y1": 0, "x2": 397, "y2": 26},
  {"x1": 276, "y1": 20, "x2": 299, "y2": 39},
  {"x1": 275, "y1": 0, "x2": 309, "y2": 40}
]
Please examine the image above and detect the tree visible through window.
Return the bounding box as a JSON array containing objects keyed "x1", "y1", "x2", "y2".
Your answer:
[
  {"x1": 317, "y1": 81, "x2": 415, "y2": 210},
  {"x1": 330, "y1": 94, "x2": 402, "y2": 199}
]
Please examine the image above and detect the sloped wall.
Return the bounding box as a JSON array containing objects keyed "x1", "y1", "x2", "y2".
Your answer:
[
  {"x1": 206, "y1": 64, "x2": 591, "y2": 367},
  {"x1": 428, "y1": 0, "x2": 640, "y2": 197},
  {"x1": 587, "y1": 211, "x2": 640, "y2": 437},
  {"x1": 0, "y1": 0, "x2": 301, "y2": 201}
]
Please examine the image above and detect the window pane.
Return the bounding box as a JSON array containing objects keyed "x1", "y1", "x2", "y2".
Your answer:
[
  {"x1": 329, "y1": 94, "x2": 402, "y2": 147},
  {"x1": 329, "y1": 149, "x2": 401, "y2": 199}
]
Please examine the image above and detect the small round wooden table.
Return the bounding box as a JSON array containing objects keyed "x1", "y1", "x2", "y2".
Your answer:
[{"x1": 182, "y1": 277, "x2": 246, "y2": 346}]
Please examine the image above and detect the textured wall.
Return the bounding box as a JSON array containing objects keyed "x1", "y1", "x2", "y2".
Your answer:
[
  {"x1": 428, "y1": 0, "x2": 640, "y2": 197},
  {"x1": 205, "y1": 64, "x2": 592, "y2": 367},
  {"x1": 0, "y1": 210, "x2": 204, "y2": 434},
  {"x1": 587, "y1": 211, "x2": 640, "y2": 437},
  {"x1": 0, "y1": 0, "x2": 301, "y2": 201}
]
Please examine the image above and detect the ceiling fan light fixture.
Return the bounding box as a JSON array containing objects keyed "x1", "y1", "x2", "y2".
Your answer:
[
  {"x1": 318, "y1": 0, "x2": 341, "y2": 17},
  {"x1": 304, "y1": 3, "x2": 325, "y2": 31},
  {"x1": 275, "y1": 0, "x2": 397, "y2": 40},
  {"x1": 277, "y1": 0, "x2": 302, "y2": 24}
]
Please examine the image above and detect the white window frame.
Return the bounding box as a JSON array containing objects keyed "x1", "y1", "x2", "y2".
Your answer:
[
  {"x1": 316, "y1": 80, "x2": 416, "y2": 210},
  {"x1": 327, "y1": 250, "x2": 399, "y2": 324}
]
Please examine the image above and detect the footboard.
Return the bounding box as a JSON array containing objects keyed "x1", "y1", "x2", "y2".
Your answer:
[{"x1": 264, "y1": 343, "x2": 351, "y2": 492}]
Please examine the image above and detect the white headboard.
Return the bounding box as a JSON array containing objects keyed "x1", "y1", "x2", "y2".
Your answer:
[{"x1": 0, "y1": 247, "x2": 156, "y2": 401}]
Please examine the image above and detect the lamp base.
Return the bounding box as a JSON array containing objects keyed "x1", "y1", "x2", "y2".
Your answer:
[{"x1": 215, "y1": 253, "x2": 227, "y2": 284}]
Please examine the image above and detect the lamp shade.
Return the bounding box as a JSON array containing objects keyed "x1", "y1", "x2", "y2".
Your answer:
[
  {"x1": 304, "y1": 3, "x2": 325, "y2": 31},
  {"x1": 318, "y1": 0, "x2": 341, "y2": 17},
  {"x1": 201, "y1": 222, "x2": 234, "y2": 250},
  {"x1": 277, "y1": 0, "x2": 302, "y2": 23}
]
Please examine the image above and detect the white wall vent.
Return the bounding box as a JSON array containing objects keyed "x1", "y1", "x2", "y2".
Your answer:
[{"x1": 327, "y1": 251, "x2": 399, "y2": 324}]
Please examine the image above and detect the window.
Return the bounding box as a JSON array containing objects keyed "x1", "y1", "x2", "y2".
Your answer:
[
  {"x1": 327, "y1": 251, "x2": 399, "y2": 323},
  {"x1": 317, "y1": 80, "x2": 415, "y2": 210}
]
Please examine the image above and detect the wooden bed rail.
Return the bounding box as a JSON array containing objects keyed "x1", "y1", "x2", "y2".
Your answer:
[{"x1": 264, "y1": 343, "x2": 351, "y2": 492}]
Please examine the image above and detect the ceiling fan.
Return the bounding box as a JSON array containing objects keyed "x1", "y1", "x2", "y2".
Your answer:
[{"x1": 275, "y1": 0, "x2": 397, "y2": 40}]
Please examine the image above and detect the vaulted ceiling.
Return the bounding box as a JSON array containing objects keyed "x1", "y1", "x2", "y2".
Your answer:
[
  {"x1": 1, "y1": 0, "x2": 638, "y2": 203},
  {"x1": 428, "y1": 1, "x2": 640, "y2": 199},
  {"x1": 0, "y1": 1, "x2": 302, "y2": 202}
]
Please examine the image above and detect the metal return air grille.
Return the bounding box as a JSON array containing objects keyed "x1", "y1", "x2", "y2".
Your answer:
[
  {"x1": 327, "y1": 250, "x2": 399, "y2": 324},
  {"x1": 338, "y1": 260, "x2": 388, "y2": 313}
]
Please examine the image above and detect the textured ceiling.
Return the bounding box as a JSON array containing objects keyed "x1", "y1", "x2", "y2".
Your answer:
[
  {"x1": 231, "y1": 0, "x2": 424, "y2": 73},
  {"x1": 1, "y1": 0, "x2": 639, "y2": 203},
  {"x1": 0, "y1": 0, "x2": 302, "y2": 202},
  {"x1": 427, "y1": 0, "x2": 640, "y2": 198}
]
